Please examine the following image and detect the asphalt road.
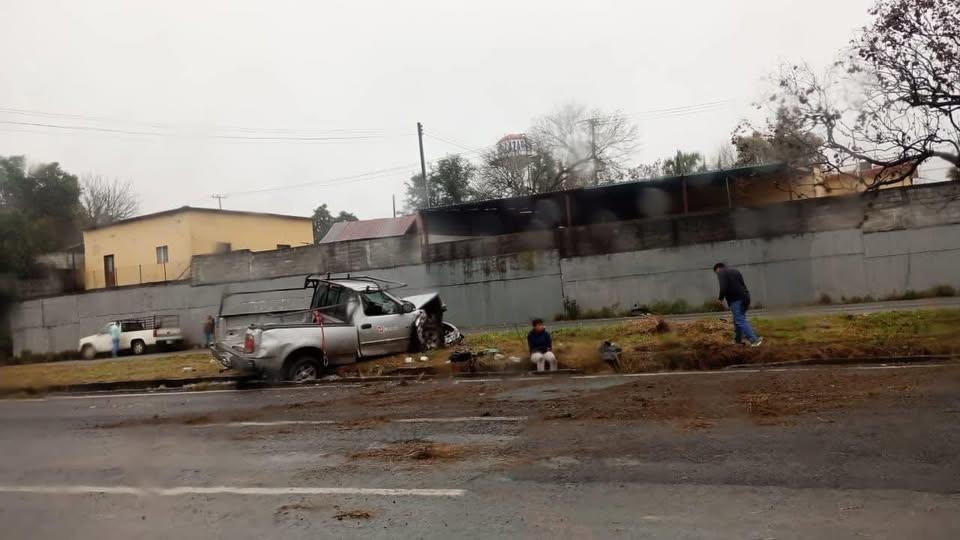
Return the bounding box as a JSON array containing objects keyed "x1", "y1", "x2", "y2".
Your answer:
[{"x1": 1, "y1": 363, "x2": 958, "y2": 539}]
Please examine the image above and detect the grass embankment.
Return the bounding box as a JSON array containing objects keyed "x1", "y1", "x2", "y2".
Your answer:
[
  {"x1": 341, "y1": 309, "x2": 960, "y2": 376},
  {"x1": 0, "y1": 352, "x2": 223, "y2": 393}
]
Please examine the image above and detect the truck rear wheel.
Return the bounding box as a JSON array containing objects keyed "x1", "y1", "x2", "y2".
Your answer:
[
  {"x1": 285, "y1": 355, "x2": 326, "y2": 382},
  {"x1": 131, "y1": 339, "x2": 146, "y2": 355}
]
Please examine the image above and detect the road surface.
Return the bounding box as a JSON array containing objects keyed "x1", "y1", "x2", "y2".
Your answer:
[{"x1": 0, "y1": 363, "x2": 958, "y2": 539}]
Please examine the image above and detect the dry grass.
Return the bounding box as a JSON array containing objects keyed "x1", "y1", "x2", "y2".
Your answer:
[{"x1": 0, "y1": 352, "x2": 227, "y2": 392}]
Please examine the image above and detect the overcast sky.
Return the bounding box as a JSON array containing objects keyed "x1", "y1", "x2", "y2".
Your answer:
[{"x1": 1, "y1": 0, "x2": 883, "y2": 219}]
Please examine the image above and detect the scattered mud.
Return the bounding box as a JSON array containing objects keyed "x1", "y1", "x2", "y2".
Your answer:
[
  {"x1": 736, "y1": 370, "x2": 925, "y2": 423},
  {"x1": 350, "y1": 440, "x2": 469, "y2": 462},
  {"x1": 532, "y1": 380, "x2": 708, "y2": 425},
  {"x1": 336, "y1": 416, "x2": 388, "y2": 430}
]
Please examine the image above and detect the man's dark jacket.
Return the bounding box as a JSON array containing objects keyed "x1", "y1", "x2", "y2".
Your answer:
[{"x1": 717, "y1": 267, "x2": 750, "y2": 305}]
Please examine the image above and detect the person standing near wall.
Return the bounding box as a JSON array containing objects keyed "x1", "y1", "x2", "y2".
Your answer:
[
  {"x1": 203, "y1": 315, "x2": 215, "y2": 347},
  {"x1": 713, "y1": 263, "x2": 762, "y2": 347},
  {"x1": 109, "y1": 322, "x2": 121, "y2": 357}
]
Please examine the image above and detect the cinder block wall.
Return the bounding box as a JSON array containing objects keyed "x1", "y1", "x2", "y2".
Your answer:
[{"x1": 10, "y1": 182, "x2": 960, "y2": 355}]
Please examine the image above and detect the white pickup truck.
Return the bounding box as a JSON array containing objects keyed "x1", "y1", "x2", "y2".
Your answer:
[
  {"x1": 212, "y1": 275, "x2": 446, "y2": 381},
  {"x1": 78, "y1": 316, "x2": 184, "y2": 359}
]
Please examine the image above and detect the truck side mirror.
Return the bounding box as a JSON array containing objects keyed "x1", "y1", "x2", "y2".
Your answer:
[{"x1": 402, "y1": 301, "x2": 416, "y2": 314}]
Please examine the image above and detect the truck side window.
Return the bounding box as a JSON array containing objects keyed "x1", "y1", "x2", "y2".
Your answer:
[{"x1": 361, "y1": 291, "x2": 400, "y2": 316}]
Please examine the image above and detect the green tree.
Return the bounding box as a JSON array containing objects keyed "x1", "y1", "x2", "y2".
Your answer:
[
  {"x1": 404, "y1": 155, "x2": 478, "y2": 211},
  {"x1": 733, "y1": 108, "x2": 823, "y2": 167},
  {"x1": 0, "y1": 155, "x2": 82, "y2": 276},
  {"x1": 312, "y1": 203, "x2": 358, "y2": 243},
  {"x1": 662, "y1": 150, "x2": 706, "y2": 176}
]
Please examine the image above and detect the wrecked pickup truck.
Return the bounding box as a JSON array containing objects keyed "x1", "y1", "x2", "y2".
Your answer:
[{"x1": 211, "y1": 275, "x2": 446, "y2": 381}]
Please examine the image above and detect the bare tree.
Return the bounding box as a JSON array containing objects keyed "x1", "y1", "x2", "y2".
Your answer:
[
  {"x1": 475, "y1": 142, "x2": 564, "y2": 198},
  {"x1": 766, "y1": 0, "x2": 959, "y2": 191},
  {"x1": 80, "y1": 174, "x2": 139, "y2": 226},
  {"x1": 531, "y1": 103, "x2": 640, "y2": 187}
]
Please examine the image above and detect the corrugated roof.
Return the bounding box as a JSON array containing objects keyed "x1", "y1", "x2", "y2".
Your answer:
[{"x1": 318, "y1": 215, "x2": 417, "y2": 243}]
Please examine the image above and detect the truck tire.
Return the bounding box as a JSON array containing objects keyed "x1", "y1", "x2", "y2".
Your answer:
[
  {"x1": 81, "y1": 345, "x2": 97, "y2": 360},
  {"x1": 131, "y1": 339, "x2": 146, "y2": 355},
  {"x1": 285, "y1": 355, "x2": 326, "y2": 382}
]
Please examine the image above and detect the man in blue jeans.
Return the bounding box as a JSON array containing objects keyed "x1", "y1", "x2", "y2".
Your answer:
[{"x1": 714, "y1": 263, "x2": 762, "y2": 347}]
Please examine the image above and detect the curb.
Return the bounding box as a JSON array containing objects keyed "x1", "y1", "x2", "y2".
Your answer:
[
  {"x1": 0, "y1": 368, "x2": 585, "y2": 398},
  {"x1": 724, "y1": 354, "x2": 959, "y2": 370}
]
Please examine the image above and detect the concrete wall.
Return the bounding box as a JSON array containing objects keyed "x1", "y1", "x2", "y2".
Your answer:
[{"x1": 11, "y1": 182, "x2": 960, "y2": 355}]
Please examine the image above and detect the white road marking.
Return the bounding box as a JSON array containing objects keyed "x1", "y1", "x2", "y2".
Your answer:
[
  {"x1": 454, "y1": 378, "x2": 502, "y2": 384},
  {"x1": 195, "y1": 416, "x2": 528, "y2": 428},
  {"x1": 0, "y1": 485, "x2": 465, "y2": 497},
  {"x1": 194, "y1": 420, "x2": 337, "y2": 427},
  {"x1": 392, "y1": 416, "x2": 527, "y2": 423}
]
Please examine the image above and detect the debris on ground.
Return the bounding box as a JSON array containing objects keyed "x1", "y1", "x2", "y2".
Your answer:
[
  {"x1": 336, "y1": 416, "x2": 388, "y2": 430},
  {"x1": 627, "y1": 315, "x2": 670, "y2": 334},
  {"x1": 333, "y1": 509, "x2": 373, "y2": 521},
  {"x1": 350, "y1": 440, "x2": 467, "y2": 462}
]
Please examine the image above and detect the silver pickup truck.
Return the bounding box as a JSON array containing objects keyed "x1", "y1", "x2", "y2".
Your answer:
[{"x1": 212, "y1": 275, "x2": 445, "y2": 381}]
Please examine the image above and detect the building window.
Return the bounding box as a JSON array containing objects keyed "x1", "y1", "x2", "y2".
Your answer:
[
  {"x1": 155, "y1": 245, "x2": 169, "y2": 264},
  {"x1": 277, "y1": 244, "x2": 291, "y2": 250}
]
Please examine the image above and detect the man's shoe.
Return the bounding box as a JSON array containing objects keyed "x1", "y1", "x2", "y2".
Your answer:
[{"x1": 750, "y1": 337, "x2": 763, "y2": 347}]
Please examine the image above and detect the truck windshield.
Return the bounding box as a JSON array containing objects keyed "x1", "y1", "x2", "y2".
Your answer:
[{"x1": 360, "y1": 291, "x2": 400, "y2": 316}]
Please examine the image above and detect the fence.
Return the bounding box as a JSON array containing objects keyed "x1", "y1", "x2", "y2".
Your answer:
[{"x1": 85, "y1": 260, "x2": 192, "y2": 289}]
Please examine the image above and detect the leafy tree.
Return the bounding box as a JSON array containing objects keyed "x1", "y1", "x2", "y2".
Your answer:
[
  {"x1": 662, "y1": 150, "x2": 707, "y2": 176},
  {"x1": 80, "y1": 174, "x2": 140, "y2": 227},
  {"x1": 0, "y1": 155, "x2": 82, "y2": 276},
  {"x1": 627, "y1": 159, "x2": 665, "y2": 181},
  {"x1": 404, "y1": 155, "x2": 478, "y2": 211},
  {"x1": 767, "y1": 0, "x2": 959, "y2": 190},
  {"x1": 312, "y1": 203, "x2": 358, "y2": 243}
]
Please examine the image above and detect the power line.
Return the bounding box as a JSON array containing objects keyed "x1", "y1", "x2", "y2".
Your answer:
[
  {"x1": 0, "y1": 119, "x2": 407, "y2": 142},
  {"x1": 0, "y1": 106, "x2": 404, "y2": 136}
]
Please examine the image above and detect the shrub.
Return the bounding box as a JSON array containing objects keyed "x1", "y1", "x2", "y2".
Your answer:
[
  {"x1": 817, "y1": 293, "x2": 833, "y2": 305},
  {"x1": 931, "y1": 284, "x2": 957, "y2": 297}
]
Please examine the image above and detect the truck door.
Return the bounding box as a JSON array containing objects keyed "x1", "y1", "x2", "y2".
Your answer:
[{"x1": 356, "y1": 290, "x2": 417, "y2": 357}]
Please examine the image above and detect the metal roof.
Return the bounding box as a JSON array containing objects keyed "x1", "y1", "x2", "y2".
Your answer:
[
  {"x1": 318, "y1": 215, "x2": 417, "y2": 243},
  {"x1": 420, "y1": 162, "x2": 787, "y2": 214}
]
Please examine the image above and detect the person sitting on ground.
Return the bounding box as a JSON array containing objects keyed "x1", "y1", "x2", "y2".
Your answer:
[
  {"x1": 527, "y1": 318, "x2": 558, "y2": 372},
  {"x1": 599, "y1": 341, "x2": 622, "y2": 372},
  {"x1": 713, "y1": 262, "x2": 763, "y2": 347}
]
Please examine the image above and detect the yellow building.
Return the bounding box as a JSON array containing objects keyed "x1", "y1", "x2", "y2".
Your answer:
[{"x1": 82, "y1": 206, "x2": 313, "y2": 289}]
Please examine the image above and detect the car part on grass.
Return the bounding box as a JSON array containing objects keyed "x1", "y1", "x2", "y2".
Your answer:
[{"x1": 442, "y1": 321, "x2": 464, "y2": 346}]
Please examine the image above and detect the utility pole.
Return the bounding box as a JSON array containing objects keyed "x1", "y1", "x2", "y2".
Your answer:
[
  {"x1": 417, "y1": 122, "x2": 429, "y2": 208},
  {"x1": 392, "y1": 194, "x2": 397, "y2": 218},
  {"x1": 211, "y1": 194, "x2": 227, "y2": 210}
]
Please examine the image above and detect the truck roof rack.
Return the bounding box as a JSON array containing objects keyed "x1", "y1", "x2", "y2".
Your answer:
[{"x1": 304, "y1": 274, "x2": 407, "y2": 291}]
